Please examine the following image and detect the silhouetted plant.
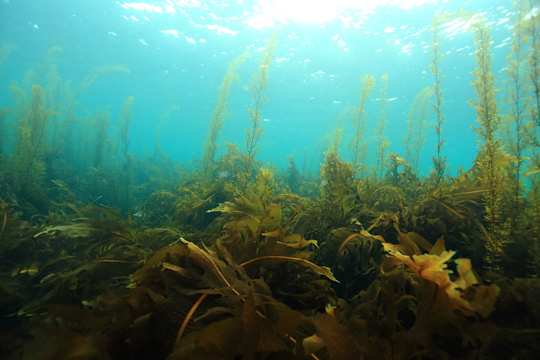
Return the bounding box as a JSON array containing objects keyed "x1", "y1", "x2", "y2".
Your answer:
[
  {"x1": 117, "y1": 96, "x2": 135, "y2": 212},
  {"x1": 11, "y1": 85, "x2": 54, "y2": 197},
  {"x1": 470, "y1": 19, "x2": 504, "y2": 273},
  {"x1": 349, "y1": 74, "x2": 375, "y2": 178},
  {"x1": 202, "y1": 53, "x2": 249, "y2": 178},
  {"x1": 320, "y1": 128, "x2": 356, "y2": 223},
  {"x1": 0, "y1": 107, "x2": 9, "y2": 160},
  {"x1": 375, "y1": 74, "x2": 390, "y2": 179},
  {"x1": 403, "y1": 87, "x2": 432, "y2": 174},
  {"x1": 430, "y1": 13, "x2": 448, "y2": 186},
  {"x1": 241, "y1": 30, "x2": 280, "y2": 191}
]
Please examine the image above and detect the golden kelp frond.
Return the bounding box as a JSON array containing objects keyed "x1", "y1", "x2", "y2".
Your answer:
[{"x1": 383, "y1": 237, "x2": 499, "y2": 317}]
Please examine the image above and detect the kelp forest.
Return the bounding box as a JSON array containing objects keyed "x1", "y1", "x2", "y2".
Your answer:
[{"x1": 1, "y1": 3, "x2": 540, "y2": 360}]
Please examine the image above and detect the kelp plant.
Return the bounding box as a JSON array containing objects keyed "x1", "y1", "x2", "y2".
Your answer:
[
  {"x1": 241, "y1": 29, "x2": 280, "y2": 191},
  {"x1": 503, "y1": 0, "x2": 529, "y2": 229},
  {"x1": 319, "y1": 128, "x2": 356, "y2": 224},
  {"x1": 349, "y1": 74, "x2": 375, "y2": 178},
  {"x1": 403, "y1": 87, "x2": 433, "y2": 174},
  {"x1": 10, "y1": 85, "x2": 54, "y2": 201},
  {"x1": 430, "y1": 13, "x2": 448, "y2": 186},
  {"x1": 521, "y1": 0, "x2": 540, "y2": 273},
  {"x1": 116, "y1": 96, "x2": 135, "y2": 212},
  {"x1": 470, "y1": 19, "x2": 504, "y2": 273},
  {"x1": 375, "y1": 74, "x2": 390, "y2": 179},
  {"x1": 202, "y1": 53, "x2": 249, "y2": 179}
]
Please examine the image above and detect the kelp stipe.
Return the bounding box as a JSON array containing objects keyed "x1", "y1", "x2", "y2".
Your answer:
[
  {"x1": 521, "y1": 0, "x2": 540, "y2": 274},
  {"x1": 10, "y1": 85, "x2": 53, "y2": 200},
  {"x1": 92, "y1": 108, "x2": 111, "y2": 169},
  {"x1": 0, "y1": 107, "x2": 9, "y2": 159},
  {"x1": 116, "y1": 96, "x2": 135, "y2": 212},
  {"x1": 241, "y1": 29, "x2": 280, "y2": 192},
  {"x1": 470, "y1": 20, "x2": 504, "y2": 273},
  {"x1": 202, "y1": 53, "x2": 249, "y2": 179},
  {"x1": 0, "y1": 45, "x2": 13, "y2": 155},
  {"x1": 349, "y1": 74, "x2": 375, "y2": 178},
  {"x1": 524, "y1": 0, "x2": 540, "y2": 128},
  {"x1": 429, "y1": 13, "x2": 447, "y2": 187},
  {"x1": 403, "y1": 87, "x2": 432, "y2": 174},
  {"x1": 503, "y1": 1, "x2": 529, "y2": 226},
  {"x1": 375, "y1": 74, "x2": 389, "y2": 179}
]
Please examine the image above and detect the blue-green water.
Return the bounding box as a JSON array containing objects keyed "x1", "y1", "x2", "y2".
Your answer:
[{"x1": 0, "y1": 0, "x2": 516, "y2": 175}]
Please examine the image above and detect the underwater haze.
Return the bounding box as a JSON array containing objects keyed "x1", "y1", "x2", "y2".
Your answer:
[
  {"x1": 0, "y1": 0, "x2": 516, "y2": 172},
  {"x1": 2, "y1": 0, "x2": 540, "y2": 359}
]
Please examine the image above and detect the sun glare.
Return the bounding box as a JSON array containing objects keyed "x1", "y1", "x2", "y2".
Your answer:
[{"x1": 257, "y1": 0, "x2": 437, "y2": 25}]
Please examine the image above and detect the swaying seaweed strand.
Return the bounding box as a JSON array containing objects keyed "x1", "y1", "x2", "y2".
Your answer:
[
  {"x1": 522, "y1": 0, "x2": 540, "y2": 274},
  {"x1": 117, "y1": 96, "x2": 135, "y2": 212},
  {"x1": 403, "y1": 87, "x2": 433, "y2": 175},
  {"x1": 202, "y1": 53, "x2": 249, "y2": 178},
  {"x1": 3, "y1": 5, "x2": 540, "y2": 360},
  {"x1": 242, "y1": 30, "x2": 280, "y2": 191},
  {"x1": 349, "y1": 74, "x2": 375, "y2": 178},
  {"x1": 470, "y1": 20, "x2": 504, "y2": 273},
  {"x1": 11, "y1": 85, "x2": 53, "y2": 198},
  {"x1": 92, "y1": 107, "x2": 111, "y2": 169},
  {"x1": 430, "y1": 14, "x2": 448, "y2": 187},
  {"x1": 375, "y1": 74, "x2": 390, "y2": 179},
  {"x1": 504, "y1": 0, "x2": 530, "y2": 230}
]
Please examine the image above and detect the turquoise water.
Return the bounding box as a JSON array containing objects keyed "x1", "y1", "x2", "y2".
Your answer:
[{"x1": 0, "y1": 0, "x2": 517, "y2": 174}]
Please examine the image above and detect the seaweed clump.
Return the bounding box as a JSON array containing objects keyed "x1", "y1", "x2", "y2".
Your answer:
[{"x1": 1, "y1": 5, "x2": 540, "y2": 360}]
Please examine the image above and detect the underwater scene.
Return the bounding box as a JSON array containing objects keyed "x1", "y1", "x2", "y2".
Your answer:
[{"x1": 1, "y1": 0, "x2": 540, "y2": 358}]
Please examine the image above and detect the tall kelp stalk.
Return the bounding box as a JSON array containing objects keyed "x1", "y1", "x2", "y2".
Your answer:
[
  {"x1": 0, "y1": 44, "x2": 16, "y2": 168},
  {"x1": 403, "y1": 87, "x2": 433, "y2": 175},
  {"x1": 375, "y1": 74, "x2": 389, "y2": 179},
  {"x1": 470, "y1": 20, "x2": 504, "y2": 273},
  {"x1": 202, "y1": 53, "x2": 249, "y2": 179},
  {"x1": 430, "y1": 14, "x2": 447, "y2": 186},
  {"x1": 50, "y1": 66, "x2": 128, "y2": 177},
  {"x1": 11, "y1": 85, "x2": 54, "y2": 199},
  {"x1": 0, "y1": 107, "x2": 10, "y2": 161},
  {"x1": 522, "y1": 0, "x2": 540, "y2": 274},
  {"x1": 524, "y1": 0, "x2": 540, "y2": 130},
  {"x1": 349, "y1": 74, "x2": 375, "y2": 178},
  {"x1": 34, "y1": 47, "x2": 63, "y2": 112},
  {"x1": 117, "y1": 96, "x2": 135, "y2": 212},
  {"x1": 242, "y1": 30, "x2": 280, "y2": 191},
  {"x1": 503, "y1": 0, "x2": 530, "y2": 230},
  {"x1": 92, "y1": 107, "x2": 111, "y2": 169}
]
